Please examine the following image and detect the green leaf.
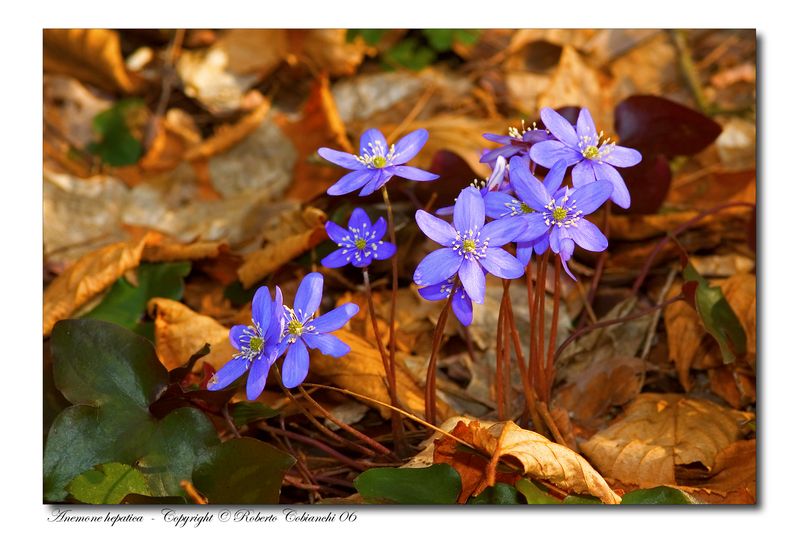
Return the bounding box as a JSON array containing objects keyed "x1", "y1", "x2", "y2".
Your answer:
[
  {"x1": 683, "y1": 262, "x2": 747, "y2": 363},
  {"x1": 88, "y1": 99, "x2": 144, "y2": 166},
  {"x1": 51, "y1": 319, "x2": 168, "y2": 409},
  {"x1": 516, "y1": 478, "x2": 561, "y2": 504},
  {"x1": 562, "y1": 494, "x2": 602, "y2": 504},
  {"x1": 347, "y1": 29, "x2": 386, "y2": 45},
  {"x1": 230, "y1": 401, "x2": 280, "y2": 426},
  {"x1": 421, "y1": 29, "x2": 456, "y2": 52},
  {"x1": 384, "y1": 38, "x2": 436, "y2": 71},
  {"x1": 354, "y1": 464, "x2": 461, "y2": 504},
  {"x1": 468, "y1": 483, "x2": 521, "y2": 504},
  {"x1": 84, "y1": 262, "x2": 191, "y2": 339},
  {"x1": 453, "y1": 29, "x2": 480, "y2": 46},
  {"x1": 621, "y1": 486, "x2": 700, "y2": 504},
  {"x1": 67, "y1": 463, "x2": 151, "y2": 504},
  {"x1": 193, "y1": 437, "x2": 296, "y2": 504}
]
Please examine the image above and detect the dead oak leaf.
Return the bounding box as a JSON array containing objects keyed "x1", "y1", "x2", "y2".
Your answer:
[{"x1": 581, "y1": 393, "x2": 753, "y2": 487}]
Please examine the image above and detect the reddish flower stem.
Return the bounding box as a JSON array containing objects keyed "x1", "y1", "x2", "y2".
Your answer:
[
  {"x1": 545, "y1": 258, "x2": 562, "y2": 404},
  {"x1": 424, "y1": 287, "x2": 455, "y2": 425},
  {"x1": 536, "y1": 251, "x2": 550, "y2": 400},
  {"x1": 496, "y1": 290, "x2": 507, "y2": 420}
]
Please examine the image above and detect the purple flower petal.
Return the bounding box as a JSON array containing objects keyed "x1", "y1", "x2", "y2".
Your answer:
[
  {"x1": 454, "y1": 187, "x2": 486, "y2": 234},
  {"x1": 533, "y1": 234, "x2": 549, "y2": 255},
  {"x1": 530, "y1": 140, "x2": 582, "y2": 168},
  {"x1": 543, "y1": 160, "x2": 568, "y2": 195},
  {"x1": 328, "y1": 169, "x2": 375, "y2": 196},
  {"x1": 572, "y1": 160, "x2": 596, "y2": 188},
  {"x1": 207, "y1": 357, "x2": 249, "y2": 391},
  {"x1": 318, "y1": 147, "x2": 363, "y2": 170},
  {"x1": 360, "y1": 128, "x2": 388, "y2": 156},
  {"x1": 372, "y1": 217, "x2": 387, "y2": 240},
  {"x1": 418, "y1": 282, "x2": 450, "y2": 301},
  {"x1": 483, "y1": 133, "x2": 514, "y2": 144},
  {"x1": 392, "y1": 129, "x2": 429, "y2": 165},
  {"x1": 392, "y1": 165, "x2": 439, "y2": 182},
  {"x1": 549, "y1": 226, "x2": 562, "y2": 253},
  {"x1": 321, "y1": 248, "x2": 350, "y2": 269},
  {"x1": 357, "y1": 170, "x2": 390, "y2": 196},
  {"x1": 458, "y1": 259, "x2": 486, "y2": 304},
  {"x1": 479, "y1": 247, "x2": 524, "y2": 279},
  {"x1": 304, "y1": 333, "x2": 350, "y2": 358},
  {"x1": 281, "y1": 341, "x2": 310, "y2": 388},
  {"x1": 569, "y1": 219, "x2": 608, "y2": 252},
  {"x1": 246, "y1": 354, "x2": 270, "y2": 400},
  {"x1": 484, "y1": 191, "x2": 517, "y2": 219},
  {"x1": 510, "y1": 160, "x2": 550, "y2": 211},
  {"x1": 294, "y1": 272, "x2": 323, "y2": 320},
  {"x1": 413, "y1": 248, "x2": 462, "y2": 287},
  {"x1": 324, "y1": 220, "x2": 350, "y2": 244},
  {"x1": 569, "y1": 179, "x2": 613, "y2": 215},
  {"x1": 485, "y1": 156, "x2": 508, "y2": 191},
  {"x1": 593, "y1": 163, "x2": 631, "y2": 209},
  {"x1": 229, "y1": 324, "x2": 249, "y2": 351},
  {"x1": 518, "y1": 214, "x2": 549, "y2": 242},
  {"x1": 576, "y1": 108, "x2": 597, "y2": 142},
  {"x1": 605, "y1": 145, "x2": 642, "y2": 168},
  {"x1": 451, "y1": 287, "x2": 473, "y2": 326},
  {"x1": 516, "y1": 241, "x2": 534, "y2": 265},
  {"x1": 416, "y1": 210, "x2": 457, "y2": 246},
  {"x1": 265, "y1": 287, "x2": 284, "y2": 341},
  {"x1": 434, "y1": 205, "x2": 455, "y2": 216},
  {"x1": 558, "y1": 239, "x2": 577, "y2": 280},
  {"x1": 251, "y1": 286, "x2": 272, "y2": 331},
  {"x1": 309, "y1": 303, "x2": 359, "y2": 334},
  {"x1": 348, "y1": 208, "x2": 371, "y2": 231},
  {"x1": 373, "y1": 241, "x2": 396, "y2": 260},
  {"x1": 480, "y1": 144, "x2": 523, "y2": 165},
  {"x1": 481, "y1": 217, "x2": 524, "y2": 246},
  {"x1": 541, "y1": 107, "x2": 579, "y2": 148}
]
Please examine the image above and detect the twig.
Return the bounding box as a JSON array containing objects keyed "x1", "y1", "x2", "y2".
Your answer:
[
  {"x1": 260, "y1": 424, "x2": 369, "y2": 472},
  {"x1": 640, "y1": 265, "x2": 680, "y2": 362},
  {"x1": 145, "y1": 29, "x2": 186, "y2": 149},
  {"x1": 220, "y1": 402, "x2": 241, "y2": 439}
]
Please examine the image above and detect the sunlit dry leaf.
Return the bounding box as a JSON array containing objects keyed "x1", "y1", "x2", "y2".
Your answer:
[
  {"x1": 310, "y1": 330, "x2": 454, "y2": 422},
  {"x1": 581, "y1": 394, "x2": 753, "y2": 487},
  {"x1": 715, "y1": 118, "x2": 756, "y2": 170},
  {"x1": 609, "y1": 31, "x2": 679, "y2": 101},
  {"x1": 689, "y1": 254, "x2": 755, "y2": 278},
  {"x1": 185, "y1": 98, "x2": 271, "y2": 161},
  {"x1": 688, "y1": 439, "x2": 756, "y2": 501},
  {"x1": 141, "y1": 238, "x2": 225, "y2": 263},
  {"x1": 147, "y1": 297, "x2": 235, "y2": 371},
  {"x1": 177, "y1": 46, "x2": 251, "y2": 114},
  {"x1": 43, "y1": 233, "x2": 154, "y2": 336},
  {"x1": 237, "y1": 206, "x2": 327, "y2": 288},
  {"x1": 216, "y1": 29, "x2": 289, "y2": 78},
  {"x1": 294, "y1": 29, "x2": 369, "y2": 77},
  {"x1": 44, "y1": 29, "x2": 139, "y2": 93}
]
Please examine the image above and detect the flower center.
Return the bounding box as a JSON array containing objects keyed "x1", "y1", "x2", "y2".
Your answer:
[
  {"x1": 462, "y1": 239, "x2": 477, "y2": 253},
  {"x1": 520, "y1": 202, "x2": 534, "y2": 214},
  {"x1": 552, "y1": 206, "x2": 568, "y2": 221},
  {"x1": 578, "y1": 130, "x2": 615, "y2": 162},
  {"x1": 288, "y1": 319, "x2": 304, "y2": 336},
  {"x1": 248, "y1": 336, "x2": 264, "y2": 353},
  {"x1": 354, "y1": 238, "x2": 367, "y2": 250},
  {"x1": 356, "y1": 140, "x2": 396, "y2": 169},
  {"x1": 453, "y1": 228, "x2": 488, "y2": 259},
  {"x1": 372, "y1": 155, "x2": 387, "y2": 168},
  {"x1": 582, "y1": 145, "x2": 600, "y2": 160},
  {"x1": 508, "y1": 119, "x2": 536, "y2": 140}
]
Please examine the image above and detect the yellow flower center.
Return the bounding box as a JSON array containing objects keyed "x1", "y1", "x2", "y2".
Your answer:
[
  {"x1": 582, "y1": 145, "x2": 600, "y2": 160},
  {"x1": 288, "y1": 319, "x2": 304, "y2": 336},
  {"x1": 462, "y1": 239, "x2": 477, "y2": 253},
  {"x1": 355, "y1": 238, "x2": 367, "y2": 250},
  {"x1": 372, "y1": 155, "x2": 387, "y2": 168},
  {"x1": 520, "y1": 202, "x2": 534, "y2": 214},
  {"x1": 248, "y1": 336, "x2": 264, "y2": 353},
  {"x1": 552, "y1": 207, "x2": 568, "y2": 221}
]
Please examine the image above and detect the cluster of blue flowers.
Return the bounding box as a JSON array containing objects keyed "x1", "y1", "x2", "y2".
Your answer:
[{"x1": 208, "y1": 107, "x2": 641, "y2": 398}]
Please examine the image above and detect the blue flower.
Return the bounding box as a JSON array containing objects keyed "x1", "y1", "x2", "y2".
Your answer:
[
  {"x1": 418, "y1": 276, "x2": 473, "y2": 326},
  {"x1": 321, "y1": 208, "x2": 396, "y2": 268},
  {"x1": 276, "y1": 273, "x2": 359, "y2": 388},
  {"x1": 530, "y1": 107, "x2": 642, "y2": 208},
  {"x1": 435, "y1": 156, "x2": 508, "y2": 217},
  {"x1": 414, "y1": 187, "x2": 525, "y2": 305},
  {"x1": 480, "y1": 120, "x2": 552, "y2": 167},
  {"x1": 208, "y1": 285, "x2": 284, "y2": 400},
  {"x1": 318, "y1": 128, "x2": 439, "y2": 197}
]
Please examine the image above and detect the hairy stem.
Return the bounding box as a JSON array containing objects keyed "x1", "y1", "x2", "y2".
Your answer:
[
  {"x1": 545, "y1": 258, "x2": 562, "y2": 404},
  {"x1": 425, "y1": 287, "x2": 455, "y2": 426}
]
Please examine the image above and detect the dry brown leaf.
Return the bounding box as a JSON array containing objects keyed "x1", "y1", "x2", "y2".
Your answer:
[
  {"x1": 44, "y1": 29, "x2": 139, "y2": 93},
  {"x1": 141, "y1": 238, "x2": 225, "y2": 263},
  {"x1": 43, "y1": 233, "x2": 154, "y2": 336},
  {"x1": 146, "y1": 298, "x2": 235, "y2": 371},
  {"x1": 237, "y1": 206, "x2": 327, "y2": 288},
  {"x1": 186, "y1": 97, "x2": 271, "y2": 161},
  {"x1": 310, "y1": 330, "x2": 453, "y2": 422},
  {"x1": 688, "y1": 439, "x2": 756, "y2": 500},
  {"x1": 216, "y1": 29, "x2": 289, "y2": 78},
  {"x1": 294, "y1": 29, "x2": 369, "y2": 77},
  {"x1": 709, "y1": 365, "x2": 756, "y2": 409},
  {"x1": 581, "y1": 393, "x2": 753, "y2": 487}
]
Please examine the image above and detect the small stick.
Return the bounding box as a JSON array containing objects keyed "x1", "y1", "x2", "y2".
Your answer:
[{"x1": 260, "y1": 424, "x2": 369, "y2": 472}]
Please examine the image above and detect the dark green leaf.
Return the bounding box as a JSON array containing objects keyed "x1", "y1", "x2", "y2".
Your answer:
[
  {"x1": 683, "y1": 262, "x2": 747, "y2": 363},
  {"x1": 67, "y1": 463, "x2": 151, "y2": 504},
  {"x1": 621, "y1": 486, "x2": 700, "y2": 504},
  {"x1": 422, "y1": 29, "x2": 455, "y2": 52},
  {"x1": 468, "y1": 483, "x2": 521, "y2": 505},
  {"x1": 562, "y1": 494, "x2": 603, "y2": 504},
  {"x1": 453, "y1": 29, "x2": 480, "y2": 46},
  {"x1": 384, "y1": 38, "x2": 436, "y2": 71},
  {"x1": 88, "y1": 99, "x2": 144, "y2": 166},
  {"x1": 347, "y1": 29, "x2": 385, "y2": 45},
  {"x1": 193, "y1": 437, "x2": 295, "y2": 504},
  {"x1": 51, "y1": 319, "x2": 168, "y2": 409},
  {"x1": 516, "y1": 478, "x2": 561, "y2": 504},
  {"x1": 83, "y1": 262, "x2": 191, "y2": 338},
  {"x1": 230, "y1": 401, "x2": 280, "y2": 426},
  {"x1": 354, "y1": 464, "x2": 461, "y2": 504}
]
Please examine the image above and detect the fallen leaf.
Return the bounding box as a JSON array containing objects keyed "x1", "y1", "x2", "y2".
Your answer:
[
  {"x1": 146, "y1": 298, "x2": 235, "y2": 371},
  {"x1": 44, "y1": 29, "x2": 139, "y2": 93},
  {"x1": 686, "y1": 439, "x2": 756, "y2": 502},
  {"x1": 237, "y1": 206, "x2": 327, "y2": 288},
  {"x1": 310, "y1": 330, "x2": 454, "y2": 422},
  {"x1": 141, "y1": 238, "x2": 226, "y2": 263},
  {"x1": 185, "y1": 98, "x2": 271, "y2": 161},
  {"x1": 294, "y1": 29, "x2": 369, "y2": 77},
  {"x1": 43, "y1": 233, "x2": 155, "y2": 336},
  {"x1": 216, "y1": 29, "x2": 289, "y2": 78},
  {"x1": 581, "y1": 393, "x2": 753, "y2": 487},
  {"x1": 177, "y1": 46, "x2": 250, "y2": 113}
]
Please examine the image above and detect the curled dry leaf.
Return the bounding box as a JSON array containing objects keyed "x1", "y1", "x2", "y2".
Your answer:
[
  {"x1": 293, "y1": 29, "x2": 369, "y2": 77},
  {"x1": 146, "y1": 298, "x2": 235, "y2": 371},
  {"x1": 141, "y1": 238, "x2": 226, "y2": 263},
  {"x1": 237, "y1": 206, "x2": 327, "y2": 289},
  {"x1": 43, "y1": 233, "x2": 155, "y2": 336},
  {"x1": 684, "y1": 439, "x2": 756, "y2": 504},
  {"x1": 185, "y1": 98, "x2": 271, "y2": 162},
  {"x1": 44, "y1": 29, "x2": 139, "y2": 94},
  {"x1": 310, "y1": 330, "x2": 454, "y2": 422},
  {"x1": 581, "y1": 393, "x2": 754, "y2": 487}
]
